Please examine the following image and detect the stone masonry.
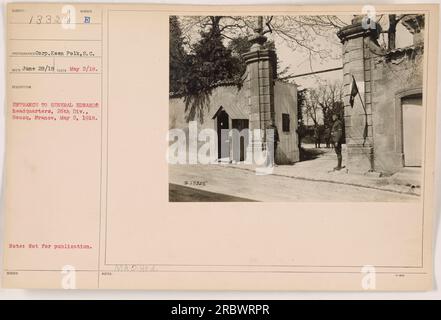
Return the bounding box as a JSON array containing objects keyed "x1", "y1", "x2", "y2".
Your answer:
[
  {"x1": 242, "y1": 40, "x2": 277, "y2": 156},
  {"x1": 338, "y1": 15, "x2": 424, "y2": 174}
]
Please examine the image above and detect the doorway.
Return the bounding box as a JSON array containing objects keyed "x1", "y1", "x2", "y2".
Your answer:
[
  {"x1": 402, "y1": 95, "x2": 423, "y2": 167},
  {"x1": 217, "y1": 110, "x2": 230, "y2": 160}
]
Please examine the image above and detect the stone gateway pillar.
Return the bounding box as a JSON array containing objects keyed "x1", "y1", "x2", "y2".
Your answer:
[
  {"x1": 243, "y1": 19, "x2": 277, "y2": 160},
  {"x1": 337, "y1": 16, "x2": 381, "y2": 174}
]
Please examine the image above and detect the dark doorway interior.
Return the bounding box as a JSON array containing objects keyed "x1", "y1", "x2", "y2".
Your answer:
[{"x1": 217, "y1": 110, "x2": 229, "y2": 159}]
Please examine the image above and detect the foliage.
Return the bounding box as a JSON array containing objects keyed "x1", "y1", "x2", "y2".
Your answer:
[
  {"x1": 181, "y1": 16, "x2": 241, "y2": 121},
  {"x1": 169, "y1": 16, "x2": 188, "y2": 95}
]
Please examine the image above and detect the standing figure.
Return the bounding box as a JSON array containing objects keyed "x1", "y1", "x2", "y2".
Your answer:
[
  {"x1": 330, "y1": 114, "x2": 343, "y2": 170},
  {"x1": 313, "y1": 125, "x2": 321, "y2": 148}
]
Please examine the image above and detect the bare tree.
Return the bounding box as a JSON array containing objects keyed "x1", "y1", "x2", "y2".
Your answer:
[
  {"x1": 303, "y1": 89, "x2": 322, "y2": 127},
  {"x1": 374, "y1": 14, "x2": 412, "y2": 51},
  {"x1": 303, "y1": 81, "x2": 344, "y2": 128},
  {"x1": 179, "y1": 15, "x2": 347, "y2": 59}
]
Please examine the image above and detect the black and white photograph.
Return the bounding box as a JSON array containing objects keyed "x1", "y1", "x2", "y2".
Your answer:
[
  {"x1": 2, "y1": 1, "x2": 439, "y2": 295},
  {"x1": 168, "y1": 13, "x2": 426, "y2": 202}
]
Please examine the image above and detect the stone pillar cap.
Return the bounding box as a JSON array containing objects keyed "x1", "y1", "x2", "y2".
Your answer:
[
  {"x1": 337, "y1": 15, "x2": 381, "y2": 42},
  {"x1": 242, "y1": 48, "x2": 275, "y2": 63}
]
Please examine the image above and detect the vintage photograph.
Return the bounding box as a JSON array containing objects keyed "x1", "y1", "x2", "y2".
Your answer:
[
  {"x1": 168, "y1": 14, "x2": 425, "y2": 202},
  {"x1": 3, "y1": 2, "x2": 438, "y2": 292}
]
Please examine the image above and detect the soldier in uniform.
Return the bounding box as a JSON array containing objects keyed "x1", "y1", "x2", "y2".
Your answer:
[{"x1": 330, "y1": 113, "x2": 343, "y2": 170}]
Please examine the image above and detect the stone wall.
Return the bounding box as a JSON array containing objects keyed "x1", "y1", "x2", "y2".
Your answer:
[
  {"x1": 169, "y1": 84, "x2": 248, "y2": 131},
  {"x1": 370, "y1": 46, "x2": 423, "y2": 173},
  {"x1": 274, "y1": 81, "x2": 299, "y2": 163}
]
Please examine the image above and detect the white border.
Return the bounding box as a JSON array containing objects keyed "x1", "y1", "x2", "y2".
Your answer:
[{"x1": 0, "y1": 0, "x2": 440, "y2": 299}]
